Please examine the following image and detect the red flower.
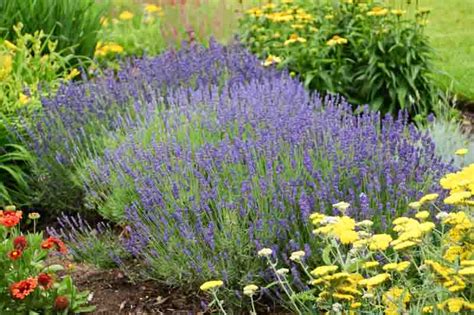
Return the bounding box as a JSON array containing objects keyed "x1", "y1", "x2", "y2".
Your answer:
[
  {"x1": 0, "y1": 210, "x2": 22, "y2": 228},
  {"x1": 13, "y1": 235, "x2": 27, "y2": 250},
  {"x1": 8, "y1": 249, "x2": 22, "y2": 260},
  {"x1": 10, "y1": 277, "x2": 38, "y2": 300},
  {"x1": 41, "y1": 237, "x2": 67, "y2": 254},
  {"x1": 38, "y1": 273, "x2": 53, "y2": 289},
  {"x1": 54, "y1": 295, "x2": 69, "y2": 310}
]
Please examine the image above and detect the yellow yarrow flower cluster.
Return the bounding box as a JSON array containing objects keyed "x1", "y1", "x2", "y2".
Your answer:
[
  {"x1": 383, "y1": 287, "x2": 411, "y2": 315},
  {"x1": 95, "y1": 42, "x2": 124, "y2": 57},
  {"x1": 437, "y1": 297, "x2": 474, "y2": 313},
  {"x1": 326, "y1": 35, "x2": 348, "y2": 46},
  {"x1": 367, "y1": 6, "x2": 389, "y2": 16},
  {"x1": 440, "y1": 163, "x2": 474, "y2": 205},
  {"x1": 390, "y1": 216, "x2": 435, "y2": 250},
  {"x1": 424, "y1": 260, "x2": 469, "y2": 292},
  {"x1": 311, "y1": 268, "x2": 363, "y2": 303},
  {"x1": 441, "y1": 211, "x2": 474, "y2": 261},
  {"x1": 312, "y1": 214, "x2": 359, "y2": 244},
  {"x1": 200, "y1": 280, "x2": 223, "y2": 291}
]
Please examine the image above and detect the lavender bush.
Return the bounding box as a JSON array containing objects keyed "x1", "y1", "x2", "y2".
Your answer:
[
  {"x1": 26, "y1": 41, "x2": 278, "y2": 212},
  {"x1": 79, "y1": 74, "x2": 449, "y2": 294}
]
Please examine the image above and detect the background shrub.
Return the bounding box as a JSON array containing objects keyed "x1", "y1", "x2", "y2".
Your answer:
[
  {"x1": 239, "y1": 0, "x2": 436, "y2": 116},
  {"x1": 0, "y1": 0, "x2": 107, "y2": 66}
]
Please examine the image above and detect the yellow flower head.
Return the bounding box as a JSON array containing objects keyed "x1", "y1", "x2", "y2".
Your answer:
[
  {"x1": 289, "y1": 250, "x2": 305, "y2": 262},
  {"x1": 391, "y1": 9, "x2": 406, "y2": 16},
  {"x1": 419, "y1": 193, "x2": 439, "y2": 204},
  {"x1": 145, "y1": 4, "x2": 162, "y2": 14},
  {"x1": 415, "y1": 211, "x2": 430, "y2": 220},
  {"x1": 19, "y1": 92, "x2": 30, "y2": 105},
  {"x1": 0, "y1": 53, "x2": 13, "y2": 80},
  {"x1": 200, "y1": 280, "x2": 223, "y2": 291},
  {"x1": 119, "y1": 10, "x2": 134, "y2": 20},
  {"x1": 311, "y1": 265, "x2": 339, "y2": 277},
  {"x1": 361, "y1": 261, "x2": 379, "y2": 269},
  {"x1": 368, "y1": 234, "x2": 392, "y2": 251},
  {"x1": 358, "y1": 273, "x2": 390, "y2": 288},
  {"x1": 3, "y1": 40, "x2": 17, "y2": 51},
  {"x1": 326, "y1": 35, "x2": 348, "y2": 46},
  {"x1": 455, "y1": 148, "x2": 468, "y2": 156},
  {"x1": 367, "y1": 6, "x2": 389, "y2": 16},
  {"x1": 262, "y1": 55, "x2": 282, "y2": 67}
]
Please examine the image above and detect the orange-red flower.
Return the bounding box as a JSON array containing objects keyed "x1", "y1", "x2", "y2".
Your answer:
[
  {"x1": 38, "y1": 273, "x2": 53, "y2": 289},
  {"x1": 41, "y1": 236, "x2": 68, "y2": 254},
  {"x1": 54, "y1": 295, "x2": 69, "y2": 310},
  {"x1": 13, "y1": 235, "x2": 27, "y2": 250},
  {"x1": 10, "y1": 277, "x2": 38, "y2": 299},
  {"x1": 8, "y1": 249, "x2": 22, "y2": 260},
  {"x1": 0, "y1": 210, "x2": 22, "y2": 228}
]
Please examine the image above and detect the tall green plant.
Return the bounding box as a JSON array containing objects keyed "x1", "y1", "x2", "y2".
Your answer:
[
  {"x1": 0, "y1": 0, "x2": 108, "y2": 66},
  {"x1": 239, "y1": 0, "x2": 437, "y2": 116}
]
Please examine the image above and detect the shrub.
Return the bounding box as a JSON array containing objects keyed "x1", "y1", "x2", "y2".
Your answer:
[
  {"x1": 239, "y1": 0, "x2": 436, "y2": 116},
  {"x1": 218, "y1": 164, "x2": 473, "y2": 314},
  {"x1": 25, "y1": 41, "x2": 277, "y2": 213},
  {"x1": 0, "y1": 206, "x2": 94, "y2": 313},
  {"x1": 96, "y1": 4, "x2": 166, "y2": 60},
  {"x1": 78, "y1": 73, "x2": 449, "y2": 306},
  {"x1": 0, "y1": 0, "x2": 106, "y2": 66}
]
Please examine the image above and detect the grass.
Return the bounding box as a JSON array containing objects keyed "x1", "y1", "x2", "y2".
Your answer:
[{"x1": 423, "y1": 0, "x2": 474, "y2": 100}]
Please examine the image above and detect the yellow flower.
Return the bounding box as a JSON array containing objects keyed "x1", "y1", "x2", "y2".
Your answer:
[
  {"x1": 100, "y1": 16, "x2": 109, "y2": 26},
  {"x1": 382, "y1": 263, "x2": 398, "y2": 271},
  {"x1": 311, "y1": 265, "x2": 338, "y2": 277},
  {"x1": 367, "y1": 6, "x2": 388, "y2": 16},
  {"x1": 408, "y1": 201, "x2": 421, "y2": 210},
  {"x1": 243, "y1": 284, "x2": 258, "y2": 296},
  {"x1": 461, "y1": 260, "x2": 474, "y2": 267},
  {"x1": 350, "y1": 302, "x2": 361, "y2": 309},
  {"x1": 332, "y1": 292, "x2": 354, "y2": 301},
  {"x1": 455, "y1": 148, "x2": 468, "y2": 156},
  {"x1": 358, "y1": 273, "x2": 390, "y2": 288},
  {"x1": 200, "y1": 280, "x2": 223, "y2": 291},
  {"x1": 368, "y1": 234, "x2": 392, "y2": 251},
  {"x1": 444, "y1": 191, "x2": 471, "y2": 205},
  {"x1": 119, "y1": 10, "x2": 134, "y2": 20},
  {"x1": 145, "y1": 4, "x2": 162, "y2": 14},
  {"x1": 415, "y1": 211, "x2": 430, "y2": 220},
  {"x1": 459, "y1": 266, "x2": 474, "y2": 276},
  {"x1": 333, "y1": 201, "x2": 350, "y2": 213},
  {"x1": 262, "y1": 55, "x2": 282, "y2": 67},
  {"x1": 324, "y1": 14, "x2": 334, "y2": 20},
  {"x1": 391, "y1": 9, "x2": 406, "y2": 16},
  {"x1": 0, "y1": 53, "x2": 13, "y2": 80},
  {"x1": 19, "y1": 92, "x2": 29, "y2": 105},
  {"x1": 392, "y1": 240, "x2": 417, "y2": 251},
  {"x1": 310, "y1": 212, "x2": 326, "y2": 225},
  {"x1": 422, "y1": 306, "x2": 433, "y2": 313},
  {"x1": 65, "y1": 68, "x2": 80, "y2": 81},
  {"x1": 95, "y1": 42, "x2": 124, "y2": 57},
  {"x1": 419, "y1": 193, "x2": 439, "y2": 203},
  {"x1": 284, "y1": 34, "x2": 307, "y2": 45},
  {"x1": 326, "y1": 35, "x2": 348, "y2": 46},
  {"x1": 361, "y1": 261, "x2": 379, "y2": 269},
  {"x1": 3, "y1": 40, "x2": 17, "y2": 51},
  {"x1": 437, "y1": 297, "x2": 474, "y2": 312},
  {"x1": 382, "y1": 287, "x2": 411, "y2": 310}
]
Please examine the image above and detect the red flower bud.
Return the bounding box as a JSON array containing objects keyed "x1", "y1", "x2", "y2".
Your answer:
[{"x1": 54, "y1": 295, "x2": 69, "y2": 311}]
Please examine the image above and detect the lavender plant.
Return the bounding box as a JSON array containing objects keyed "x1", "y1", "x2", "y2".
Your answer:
[
  {"x1": 79, "y1": 74, "x2": 450, "y2": 298},
  {"x1": 25, "y1": 41, "x2": 278, "y2": 212}
]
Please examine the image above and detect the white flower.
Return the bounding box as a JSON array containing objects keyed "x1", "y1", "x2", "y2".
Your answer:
[
  {"x1": 436, "y1": 211, "x2": 449, "y2": 220},
  {"x1": 321, "y1": 216, "x2": 338, "y2": 225},
  {"x1": 363, "y1": 293, "x2": 374, "y2": 299},
  {"x1": 357, "y1": 231, "x2": 372, "y2": 238},
  {"x1": 258, "y1": 248, "x2": 273, "y2": 257},
  {"x1": 356, "y1": 220, "x2": 374, "y2": 228},
  {"x1": 243, "y1": 284, "x2": 259, "y2": 296},
  {"x1": 332, "y1": 201, "x2": 350, "y2": 213},
  {"x1": 289, "y1": 250, "x2": 305, "y2": 262},
  {"x1": 332, "y1": 303, "x2": 343, "y2": 312},
  {"x1": 276, "y1": 268, "x2": 289, "y2": 275}
]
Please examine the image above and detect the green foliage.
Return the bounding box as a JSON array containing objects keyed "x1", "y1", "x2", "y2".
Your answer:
[
  {"x1": 0, "y1": 0, "x2": 107, "y2": 66},
  {"x1": 0, "y1": 142, "x2": 32, "y2": 206},
  {"x1": 239, "y1": 0, "x2": 437, "y2": 116},
  {"x1": 96, "y1": 5, "x2": 166, "y2": 59},
  {"x1": 0, "y1": 24, "x2": 77, "y2": 126},
  {"x1": 0, "y1": 206, "x2": 94, "y2": 314}
]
